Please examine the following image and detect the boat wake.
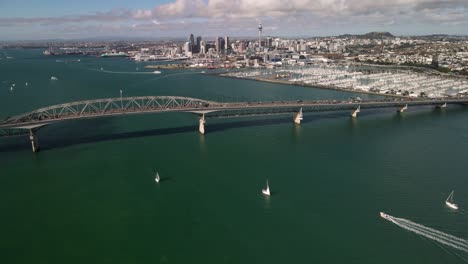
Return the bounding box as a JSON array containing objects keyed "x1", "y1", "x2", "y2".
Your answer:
[{"x1": 381, "y1": 212, "x2": 468, "y2": 253}]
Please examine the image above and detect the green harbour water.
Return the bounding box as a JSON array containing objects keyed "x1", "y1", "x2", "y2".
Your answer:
[{"x1": 1, "y1": 49, "x2": 468, "y2": 263}]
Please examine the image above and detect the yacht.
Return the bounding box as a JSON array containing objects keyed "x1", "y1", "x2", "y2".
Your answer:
[
  {"x1": 153, "y1": 71, "x2": 161, "y2": 74},
  {"x1": 262, "y1": 180, "x2": 270, "y2": 196},
  {"x1": 445, "y1": 191, "x2": 458, "y2": 210},
  {"x1": 50, "y1": 76, "x2": 58, "y2": 81},
  {"x1": 155, "y1": 172, "x2": 160, "y2": 183}
]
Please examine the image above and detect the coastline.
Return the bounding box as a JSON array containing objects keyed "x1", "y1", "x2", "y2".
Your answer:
[{"x1": 145, "y1": 64, "x2": 191, "y2": 70}]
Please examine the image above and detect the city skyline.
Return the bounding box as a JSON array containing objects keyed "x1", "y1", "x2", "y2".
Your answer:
[{"x1": 1, "y1": 0, "x2": 468, "y2": 40}]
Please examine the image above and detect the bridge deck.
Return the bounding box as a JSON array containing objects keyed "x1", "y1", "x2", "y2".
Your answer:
[{"x1": 0, "y1": 96, "x2": 467, "y2": 130}]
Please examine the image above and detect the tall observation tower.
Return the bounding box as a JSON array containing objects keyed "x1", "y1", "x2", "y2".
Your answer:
[{"x1": 258, "y1": 23, "x2": 263, "y2": 48}]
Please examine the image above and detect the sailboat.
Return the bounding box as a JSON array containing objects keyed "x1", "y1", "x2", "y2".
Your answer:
[
  {"x1": 445, "y1": 191, "x2": 458, "y2": 210},
  {"x1": 262, "y1": 180, "x2": 270, "y2": 196},
  {"x1": 155, "y1": 171, "x2": 161, "y2": 183}
]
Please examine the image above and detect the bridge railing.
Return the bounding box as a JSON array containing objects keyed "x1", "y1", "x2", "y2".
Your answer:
[{"x1": 1, "y1": 96, "x2": 467, "y2": 128}]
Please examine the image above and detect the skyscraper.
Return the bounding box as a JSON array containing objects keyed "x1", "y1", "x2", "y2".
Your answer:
[
  {"x1": 224, "y1": 36, "x2": 230, "y2": 51},
  {"x1": 215, "y1": 37, "x2": 222, "y2": 53},
  {"x1": 200, "y1": 40, "x2": 206, "y2": 54},
  {"x1": 196, "y1": 36, "x2": 202, "y2": 53},
  {"x1": 189, "y1": 34, "x2": 195, "y2": 52}
]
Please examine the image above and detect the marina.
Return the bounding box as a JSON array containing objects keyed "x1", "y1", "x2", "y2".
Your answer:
[{"x1": 223, "y1": 65, "x2": 468, "y2": 99}]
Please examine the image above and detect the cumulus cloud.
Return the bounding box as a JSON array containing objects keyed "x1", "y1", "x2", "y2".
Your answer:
[{"x1": 0, "y1": 0, "x2": 467, "y2": 38}]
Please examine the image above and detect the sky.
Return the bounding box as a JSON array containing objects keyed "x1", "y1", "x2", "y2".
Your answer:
[{"x1": 0, "y1": 0, "x2": 467, "y2": 40}]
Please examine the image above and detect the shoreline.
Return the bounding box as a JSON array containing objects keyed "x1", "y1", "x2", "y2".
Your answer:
[{"x1": 216, "y1": 73, "x2": 406, "y2": 99}]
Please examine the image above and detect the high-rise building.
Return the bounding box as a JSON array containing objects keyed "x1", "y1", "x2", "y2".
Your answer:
[
  {"x1": 266, "y1": 36, "x2": 272, "y2": 48},
  {"x1": 215, "y1": 37, "x2": 225, "y2": 53},
  {"x1": 196, "y1": 36, "x2": 202, "y2": 53},
  {"x1": 224, "y1": 36, "x2": 230, "y2": 51},
  {"x1": 189, "y1": 34, "x2": 195, "y2": 52},
  {"x1": 183, "y1": 42, "x2": 190, "y2": 54},
  {"x1": 200, "y1": 40, "x2": 206, "y2": 54}
]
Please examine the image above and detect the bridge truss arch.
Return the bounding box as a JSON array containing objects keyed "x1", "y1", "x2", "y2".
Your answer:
[{"x1": 2, "y1": 96, "x2": 221, "y2": 127}]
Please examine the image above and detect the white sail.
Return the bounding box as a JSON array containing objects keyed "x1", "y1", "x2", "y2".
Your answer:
[
  {"x1": 155, "y1": 172, "x2": 160, "y2": 183},
  {"x1": 262, "y1": 179, "x2": 270, "y2": 196},
  {"x1": 446, "y1": 191, "x2": 454, "y2": 203}
]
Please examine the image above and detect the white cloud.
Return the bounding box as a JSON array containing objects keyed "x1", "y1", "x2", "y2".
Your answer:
[{"x1": 0, "y1": 0, "x2": 467, "y2": 39}]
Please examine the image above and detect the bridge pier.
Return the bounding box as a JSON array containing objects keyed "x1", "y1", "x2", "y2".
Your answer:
[
  {"x1": 199, "y1": 114, "x2": 206, "y2": 135},
  {"x1": 398, "y1": 104, "x2": 408, "y2": 113},
  {"x1": 294, "y1": 107, "x2": 303, "y2": 124},
  {"x1": 351, "y1": 105, "x2": 360, "y2": 118},
  {"x1": 29, "y1": 129, "x2": 39, "y2": 152},
  {"x1": 436, "y1": 102, "x2": 447, "y2": 109}
]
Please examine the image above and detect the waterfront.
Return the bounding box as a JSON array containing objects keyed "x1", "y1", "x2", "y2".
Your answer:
[
  {"x1": 1, "y1": 49, "x2": 468, "y2": 263},
  {"x1": 222, "y1": 65, "x2": 468, "y2": 98}
]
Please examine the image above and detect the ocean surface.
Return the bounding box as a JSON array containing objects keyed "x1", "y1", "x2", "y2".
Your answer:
[{"x1": 1, "y1": 49, "x2": 468, "y2": 263}]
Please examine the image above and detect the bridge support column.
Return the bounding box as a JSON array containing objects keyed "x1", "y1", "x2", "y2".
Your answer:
[
  {"x1": 29, "y1": 129, "x2": 39, "y2": 152},
  {"x1": 199, "y1": 114, "x2": 206, "y2": 135},
  {"x1": 351, "y1": 105, "x2": 360, "y2": 118},
  {"x1": 436, "y1": 102, "x2": 447, "y2": 109},
  {"x1": 294, "y1": 107, "x2": 303, "y2": 124},
  {"x1": 398, "y1": 104, "x2": 408, "y2": 113}
]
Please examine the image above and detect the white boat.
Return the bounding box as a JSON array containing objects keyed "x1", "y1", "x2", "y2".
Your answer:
[
  {"x1": 25, "y1": 82, "x2": 28, "y2": 86},
  {"x1": 262, "y1": 180, "x2": 270, "y2": 196},
  {"x1": 153, "y1": 71, "x2": 161, "y2": 74},
  {"x1": 50, "y1": 76, "x2": 58, "y2": 81},
  {"x1": 445, "y1": 191, "x2": 458, "y2": 210},
  {"x1": 10, "y1": 86, "x2": 13, "y2": 92},
  {"x1": 155, "y1": 171, "x2": 160, "y2": 183}
]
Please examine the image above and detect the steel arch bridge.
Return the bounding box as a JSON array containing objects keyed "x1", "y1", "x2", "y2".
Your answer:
[
  {"x1": 0, "y1": 95, "x2": 467, "y2": 152},
  {"x1": 2, "y1": 96, "x2": 220, "y2": 126}
]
